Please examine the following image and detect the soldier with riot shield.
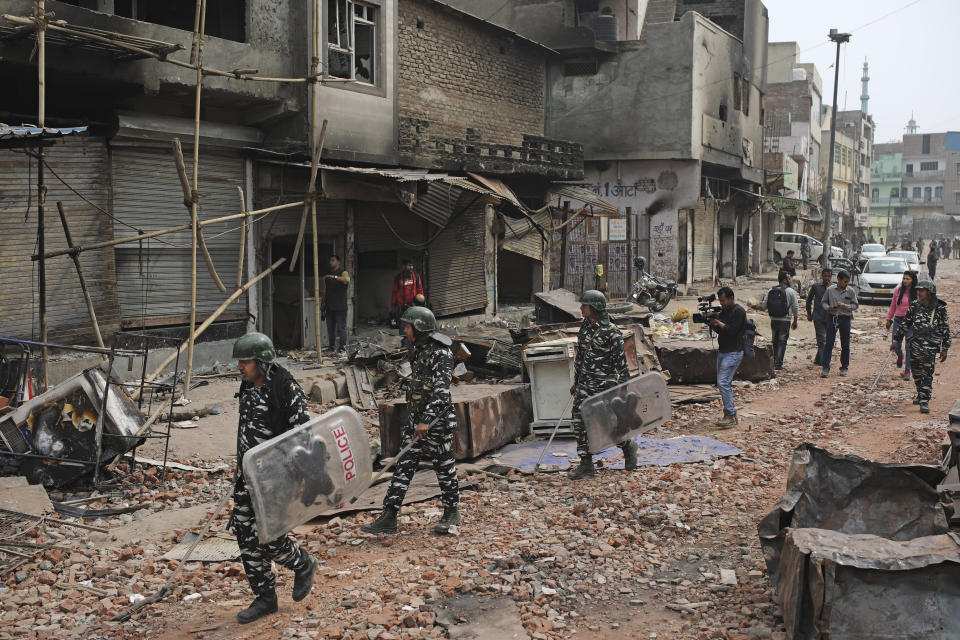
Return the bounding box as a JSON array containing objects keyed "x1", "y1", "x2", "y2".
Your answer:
[
  {"x1": 230, "y1": 333, "x2": 319, "y2": 624},
  {"x1": 361, "y1": 306, "x2": 460, "y2": 535},
  {"x1": 567, "y1": 290, "x2": 639, "y2": 479}
]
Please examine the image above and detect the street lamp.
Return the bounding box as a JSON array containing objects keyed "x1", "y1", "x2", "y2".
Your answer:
[{"x1": 821, "y1": 28, "x2": 851, "y2": 267}]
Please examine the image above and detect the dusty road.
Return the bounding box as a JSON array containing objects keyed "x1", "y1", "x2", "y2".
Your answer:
[{"x1": 4, "y1": 262, "x2": 957, "y2": 640}]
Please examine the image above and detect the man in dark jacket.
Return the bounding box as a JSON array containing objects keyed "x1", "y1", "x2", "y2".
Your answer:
[
  {"x1": 322, "y1": 255, "x2": 350, "y2": 352},
  {"x1": 782, "y1": 250, "x2": 797, "y2": 276},
  {"x1": 707, "y1": 287, "x2": 746, "y2": 428},
  {"x1": 892, "y1": 280, "x2": 950, "y2": 413},
  {"x1": 926, "y1": 245, "x2": 939, "y2": 279},
  {"x1": 806, "y1": 268, "x2": 833, "y2": 366},
  {"x1": 231, "y1": 333, "x2": 317, "y2": 623}
]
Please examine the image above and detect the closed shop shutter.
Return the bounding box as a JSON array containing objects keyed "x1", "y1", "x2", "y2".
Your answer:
[
  {"x1": 0, "y1": 136, "x2": 120, "y2": 343},
  {"x1": 428, "y1": 199, "x2": 487, "y2": 317},
  {"x1": 502, "y1": 211, "x2": 548, "y2": 261},
  {"x1": 692, "y1": 198, "x2": 715, "y2": 281},
  {"x1": 112, "y1": 148, "x2": 246, "y2": 325}
]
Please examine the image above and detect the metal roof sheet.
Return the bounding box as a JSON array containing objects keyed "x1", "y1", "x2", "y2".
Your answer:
[
  {"x1": 0, "y1": 124, "x2": 88, "y2": 140},
  {"x1": 551, "y1": 185, "x2": 619, "y2": 215}
]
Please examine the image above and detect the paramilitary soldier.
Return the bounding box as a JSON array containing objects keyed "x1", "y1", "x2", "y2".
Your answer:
[
  {"x1": 567, "y1": 290, "x2": 639, "y2": 479},
  {"x1": 361, "y1": 306, "x2": 460, "y2": 535},
  {"x1": 231, "y1": 333, "x2": 319, "y2": 623},
  {"x1": 892, "y1": 280, "x2": 950, "y2": 414}
]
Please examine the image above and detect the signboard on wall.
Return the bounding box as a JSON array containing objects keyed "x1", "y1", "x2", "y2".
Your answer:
[{"x1": 609, "y1": 218, "x2": 627, "y2": 241}]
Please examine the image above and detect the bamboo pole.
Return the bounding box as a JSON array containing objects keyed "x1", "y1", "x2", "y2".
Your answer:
[
  {"x1": 236, "y1": 185, "x2": 246, "y2": 289},
  {"x1": 139, "y1": 259, "x2": 285, "y2": 390},
  {"x1": 288, "y1": 120, "x2": 328, "y2": 272},
  {"x1": 189, "y1": 0, "x2": 202, "y2": 64},
  {"x1": 311, "y1": 200, "x2": 322, "y2": 361},
  {"x1": 56, "y1": 202, "x2": 105, "y2": 350},
  {"x1": 185, "y1": 0, "x2": 208, "y2": 400},
  {"x1": 1, "y1": 15, "x2": 345, "y2": 84},
  {"x1": 34, "y1": 200, "x2": 304, "y2": 261},
  {"x1": 36, "y1": 0, "x2": 48, "y2": 389},
  {"x1": 172, "y1": 138, "x2": 226, "y2": 293},
  {"x1": 309, "y1": 0, "x2": 324, "y2": 363}
]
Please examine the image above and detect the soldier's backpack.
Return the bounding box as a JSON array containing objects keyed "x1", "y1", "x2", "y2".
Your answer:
[
  {"x1": 742, "y1": 317, "x2": 757, "y2": 358},
  {"x1": 766, "y1": 285, "x2": 789, "y2": 318}
]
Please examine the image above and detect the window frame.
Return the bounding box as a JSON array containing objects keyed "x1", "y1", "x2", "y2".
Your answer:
[{"x1": 325, "y1": 0, "x2": 385, "y2": 94}]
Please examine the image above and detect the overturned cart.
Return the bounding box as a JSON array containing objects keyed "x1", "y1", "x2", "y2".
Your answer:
[
  {"x1": 758, "y1": 444, "x2": 960, "y2": 639},
  {"x1": 0, "y1": 367, "x2": 146, "y2": 488}
]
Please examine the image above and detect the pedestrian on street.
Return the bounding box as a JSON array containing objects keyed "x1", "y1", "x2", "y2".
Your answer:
[
  {"x1": 806, "y1": 267, "x2": 833, "y2": 367},
  {"x1": 390, "y1": 258, "x2": 424, "y2": 331},
  {"x1": 566, "y1": 290, "x2": 639, "y2": 479},
  {"x1": 322, "y1": 254, "x2": 350, "y2": 352},
  {"x1": 782, "y1": 250, "x2": 797, "y2": 277},
  {"x1": 917, "y1": 238, "x2": 925, "y2": 260},
  {"x1": 761, "y1": 271, "x2": 799, "y2": 371},
  {"x1": 820, "y1": 270, "x2": 859, "y2": 378},
  {"x1": 886, "y1": 271, "x2": 918, "y2": 381},
  {"x1": 926, "y1": 245, "x2": 938, "y2": 279},
  {"x1": 941, "y1": 238, "x2": 950, "y2": 260},
  {"x1": 892, "y1": 280, "x2": 950, "y2": 414},
  {"x1": 953, "y1": 237, "x2": 960, "y2": 259},
  {"x1": 800, "y1": 236, "x2": 811, "y2": 270},
  {"x1": 362, "y1": 307, "x2": 461, "y2": 535},
  {"x1": 707, "y1": 287, "x2": 747, "y2": 428},
  {"x1": 230, "y1": 333, "x2": 318, "y2": 624}
]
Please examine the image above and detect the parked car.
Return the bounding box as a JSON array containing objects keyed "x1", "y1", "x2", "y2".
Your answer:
[
  {"x1": 885, "y1": 250, "x2": 920, "y2": 273},
  {"x1": 857, "y1": 243, "x2": 887, "y2": 264},
  {"x1": 827, "y1": 257, "x2": 861, "y2": 288},
  {"x1": 855, "y1": 257, "x2": 910, "y2": 302},
  {"x1": 773, "y1": 232, "x2": 841, "y2": 263}
]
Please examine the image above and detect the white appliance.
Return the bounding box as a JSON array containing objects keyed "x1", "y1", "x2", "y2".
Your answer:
[{"x1": 523, "y1": 336, "x2": 578, "y2": 436}]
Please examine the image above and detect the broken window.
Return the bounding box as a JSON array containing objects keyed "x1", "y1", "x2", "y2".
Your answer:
[{"x1": 327, "y1": 0, "x2": 378, "y2": 85}]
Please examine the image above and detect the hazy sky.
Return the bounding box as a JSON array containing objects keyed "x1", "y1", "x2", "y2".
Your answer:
[{"x1": 765, "y1": 0, "x2": 958, "y2": 142}]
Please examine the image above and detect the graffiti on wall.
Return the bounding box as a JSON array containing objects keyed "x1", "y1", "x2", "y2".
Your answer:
[{"x1": 651, "y1": 218, "x2": 677, "y2": 279}]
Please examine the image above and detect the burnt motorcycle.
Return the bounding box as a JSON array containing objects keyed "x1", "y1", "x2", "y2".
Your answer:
[{"x1": 627, "y1": 257, "x2": 677, "y2": 312}]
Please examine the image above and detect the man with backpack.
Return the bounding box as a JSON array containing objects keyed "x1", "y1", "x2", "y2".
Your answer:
[
  {"x1": 761, "y1": 271, "x2": 799, "y2": 371},
  {"x1": 706, "y1": 287, "x2": 747, "y2": 428}
]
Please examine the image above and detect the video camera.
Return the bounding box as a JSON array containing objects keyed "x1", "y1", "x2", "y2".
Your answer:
[{"x1": 692, "y1": 294, "x2": 722, "y2": 324}]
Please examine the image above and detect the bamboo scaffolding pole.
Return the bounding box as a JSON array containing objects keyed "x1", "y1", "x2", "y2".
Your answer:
[
  {"x1": 288, "y1": 120, "x2": 328, "y2": 272},
  {"x1": 137, "y1": 259, "x2": 285, "y2": 392},
  {"x1": 189, "y1": 0, "x2": 202, "y2": 64},
  {"x1": 172, "y1": 138, "x2": 226, "y2": 293},
  {"x1": 309, "y1": 0, "x2": 324, "y2": 362},
  {"x1": 1, "y1": 15, "x2": 350, "y2": 84},
  {"x1": 56, "y1": 201, "x2": 105, "y2": 351},
  {"x1": 184, "y1": 0, "x2": 208, "y2": 400},
  {"x1": 35, "y1": 0, "x2": 48, "y2": 389},
  {"x1": 236, "y1": 186, "x2": 246, "y2": 289},
  {"x1": 34, "y1": 200, "x2": 304, "y2": 261}
]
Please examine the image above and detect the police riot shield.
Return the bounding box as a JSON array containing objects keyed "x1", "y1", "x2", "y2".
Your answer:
[
  {"x1": 580, "y1": 372, "x2": 671, "y2": 454},
  {"x1": 242, "y1": 406, "x2": 373, "y2": 543}
]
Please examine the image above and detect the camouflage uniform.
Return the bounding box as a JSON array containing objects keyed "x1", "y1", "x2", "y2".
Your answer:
[
  {"x1": 232, "y1": 365, "x2": 312, "y2": 596},
  {"x1": 572, "y1": 314, "x2": 631, "y2": 459},
  {"x1": 383, "y1": 338, "x2": 459, "y2": 509},
  {"x1": 893, "y1": 298, "x2": 951, "y2": 404}
]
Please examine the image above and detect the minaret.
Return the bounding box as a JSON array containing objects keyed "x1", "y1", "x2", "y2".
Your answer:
[
  {"x1": 906, "y1": 113, "x2": 919, "y2": 134},
  {"x1": 860, "y1": 59, "x2": 870, "y2": 115}
]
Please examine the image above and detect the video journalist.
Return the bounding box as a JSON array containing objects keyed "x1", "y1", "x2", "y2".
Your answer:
[{"x1": 703, "y1": 287, "x2": 746, "y2": 428}]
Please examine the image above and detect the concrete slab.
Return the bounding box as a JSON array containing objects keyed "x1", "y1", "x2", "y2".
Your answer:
[{"x1": 0, "y1": 484, "x2": 54, "y2": 516}]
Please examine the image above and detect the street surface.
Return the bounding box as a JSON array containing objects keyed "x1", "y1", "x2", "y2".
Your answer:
[{"x1": 4, "y1": 262, "x2": 958, "y2": 640}]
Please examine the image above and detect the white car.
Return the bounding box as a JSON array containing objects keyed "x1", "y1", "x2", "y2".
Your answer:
[
  {"x1": 855, "y1": 257, "x2": 910, "y2": 302},
  {"x1": 886, "y1": 250, "x2": 920, "y2": 273},
  {"x1": 858, "y1": 243, "x2": 887, "y2": 263},
  {"x1": 774, "y1": 232, "x2": 842, "y2": 263}
]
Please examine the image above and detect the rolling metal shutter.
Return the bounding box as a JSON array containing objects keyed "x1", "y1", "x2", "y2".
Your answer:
[
  {"x1": 428, "y1": 198, "x2": 487, "y2": 317},
  {"x1": 355, "y1": 203, "x2": 424, "y2": 252},
  {"x1": 502, "y1": 211, "x2": 549, "y2": 261},
  {"x1": 692, "y1": 199, "x2": 715, "y2": 281},
  {"x1": 0, "y1": 136, "x2": 120, "y2": 343},
  {"x1": 112, "y1": 148, "x2": 246, "y2": 325}
]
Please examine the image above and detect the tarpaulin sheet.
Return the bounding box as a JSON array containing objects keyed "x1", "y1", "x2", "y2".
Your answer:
[{"x1": 491, "y1": 435, "x2": 741, "y2": 472}]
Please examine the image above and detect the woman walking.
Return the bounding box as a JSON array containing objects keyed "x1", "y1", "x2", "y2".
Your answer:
[{"x1": 886, "y1": 271, "x2": 918, "y2": 380}]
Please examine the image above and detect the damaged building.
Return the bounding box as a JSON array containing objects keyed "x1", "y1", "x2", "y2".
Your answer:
[{"x1": 0, "y1": 0, "x2": 589, "y2": 354}]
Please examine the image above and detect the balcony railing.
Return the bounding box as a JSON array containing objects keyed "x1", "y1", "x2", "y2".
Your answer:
[
  {"x1": 900, "y1": 196, "x2": 943, "y2": 205},
  {"x1": 902, "y1": 169, "x2": 944, "y2": 180}
]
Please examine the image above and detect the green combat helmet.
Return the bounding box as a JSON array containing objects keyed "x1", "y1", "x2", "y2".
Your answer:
[
  {"x1": 580, "y1": 289, "x2": 607, "y2": 312},
  {"x1": 917, "y1": 279, "x2": 936, "y2": 295},
  {"x1": 232, "y1": 332, "x2": 276, "y2": 362},
  {"x1": 401, "y1": 306, "x2": 437, "y2": 333}
]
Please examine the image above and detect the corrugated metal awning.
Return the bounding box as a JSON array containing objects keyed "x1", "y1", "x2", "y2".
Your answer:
[
  {"x1": 550, "y1": 185, "x2": 619, "y2": 215},
  {"x1": 0, "y1": 124, "x2": 88, "y2": 148}
]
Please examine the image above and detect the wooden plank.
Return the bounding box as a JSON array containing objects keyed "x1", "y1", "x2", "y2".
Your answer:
[{"x1": 344, "y1": 366, "x2": 362, "y2": 411}]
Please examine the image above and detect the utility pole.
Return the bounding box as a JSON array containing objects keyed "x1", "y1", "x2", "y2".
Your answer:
[{"x1": 821, "y1": 28, "x2": 851, "y2": 267}]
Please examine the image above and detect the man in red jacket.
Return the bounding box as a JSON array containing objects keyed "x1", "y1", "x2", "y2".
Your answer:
[{"x1": 391, "y1": 259, "x2": 424, "y2": 329}]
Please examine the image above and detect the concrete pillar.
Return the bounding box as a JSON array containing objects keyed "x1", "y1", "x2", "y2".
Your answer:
[{"x1": 484, "y1": 204, "x2": 497, "y2": 316}]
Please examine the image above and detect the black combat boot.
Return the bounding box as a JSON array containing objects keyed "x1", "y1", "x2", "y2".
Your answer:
[
  {"x1": 434, "y1": 507, "x2": 461, "y2": 535},
  {"x1": 919, "y1": 402, "x2": 930, "y2": 414},
  {"x1": 568, "y1": 457, "x2": 596, "y2": 480},
  {"x1": 360, "y1": 507, "x2": 399, "y2": 534},
  {"x1": 621, "y1": 440, "x2": 638, "y2": 471},
  {"x1": 237, "y1": 591, "x2": 278, "y2": 624},
  {"x1": 292, "y1": 555, "x2": 317, "y2": 602}
]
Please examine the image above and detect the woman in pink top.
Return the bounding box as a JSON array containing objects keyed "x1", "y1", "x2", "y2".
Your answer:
[{"x1": 886, "y1": 271, "x2": 918, "y2": 380}]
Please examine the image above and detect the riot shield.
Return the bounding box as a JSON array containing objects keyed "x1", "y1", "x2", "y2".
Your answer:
[
  {"x1": 242, "y1": 406, "x2": 373, "y2": 543},
  {"x1": 580, "y1": 372, "x2": 671, "y2": 454}
]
